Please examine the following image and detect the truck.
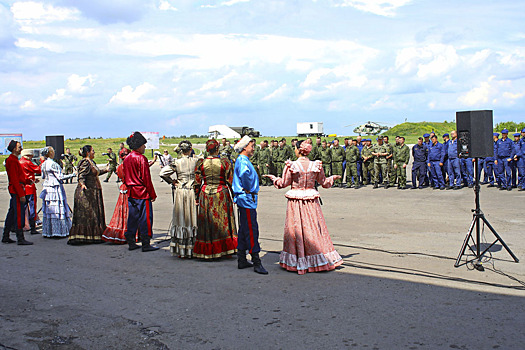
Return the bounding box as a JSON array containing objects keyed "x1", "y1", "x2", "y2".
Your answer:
[
  {"x1": 297, "y1": 122, "x2": 324, "y2": 137},
  {"x1": 230, "y1": 126, "x2": 260, "y2": 138},
  {"x1": 208, "y1": 125, "x2": 260, "y2": 139}
]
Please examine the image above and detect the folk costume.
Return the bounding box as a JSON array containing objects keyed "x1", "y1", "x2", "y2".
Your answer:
[
  {"x1": 267, "y1": 141, "x2": 343, "y2": 275},
  {"x1": 40, "y1": 149, "x2": 75, "y2": 238},
  {"x1": 68, "y1": 156, "x2": 108, "y2": 244},
  {"x1": 20, "y1": 149, "x2": 42, "y2": 234},
  {"x1": 2, "y1": 140, "x2": 33, "y2": 245},
  {"x1": 123, "y1": 132, "x2": 159, "y2": 252},
  {"x1": 233, "y1": 136, "x2": 268, "y2": 274},
  {"x1": 159, "y1": 141, "x2": 198, "y2": 258},
  {"x1": 101, "y1": 164, "x2": 129, "y2": 244},
  {"x1": 193, "y1": 139, "x2": 237, "y2": 259}
]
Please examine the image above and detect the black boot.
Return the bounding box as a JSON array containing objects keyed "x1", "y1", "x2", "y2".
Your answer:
[
  {"x1": 29, "y1": 221, "x2": 38, "y2": 235},
  {"x1": 238, "y1": 250, "x2": 254, "y2": 269},
  {"x1": 251, "y1": 252, "x2": 268, "y2": 275},
  {"x1": 16, "y1": 230, "x2": 33, "y2": 245},
  {"x1": 373, "y1": 183, "x2": 378, "y2": 189},
  {"x1": 2, "y1": 228, "x2": 15, "y2": 244},
  {"x1": 125, "y1": 234, "x2": 141, "y2": 251},
  {"x1": 141, "y1": 235, "x2": 159, "y2": 252}
]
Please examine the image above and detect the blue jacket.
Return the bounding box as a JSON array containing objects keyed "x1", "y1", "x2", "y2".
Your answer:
[
  {"x1": 447, "y1": 139, "x2": 459, "y2": 159},
  {"x1": 427, "y1": 142, "x2": 445, "y2": 163},
  {"x1": 412, "y1": 143, "x2": 428, "y2": 163},
  {"x1": 495, "y1": 138, "x2": 515, "y2": 158},
  {"x1": 442, "y1": 140, "x2": 450, "y2": 160},
  {"x1": 232, "y1": 154, "x2": 259, "y2": 209}
]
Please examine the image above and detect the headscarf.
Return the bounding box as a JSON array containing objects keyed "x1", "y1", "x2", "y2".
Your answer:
[
  {"x1": 206, "y1": 139, "x2": 219, "y2": 152},
  {"x1": 40, "y1": 147, "x2": 50, "y2": 157},
  {"x1": 126, "y1": 131, "x2": 147, "y2": 150}
]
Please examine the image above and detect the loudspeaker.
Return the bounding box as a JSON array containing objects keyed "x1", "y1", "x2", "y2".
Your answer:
[
  {"x1": 45, "y1": 135, "x2": 65, "y2": 164},
  {"x1": 456, "y1": 110, "x2": 493, "y2": 158}
]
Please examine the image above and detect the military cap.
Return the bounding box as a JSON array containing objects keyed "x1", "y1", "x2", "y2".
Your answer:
[
  {"x1": 493, "y1": 132, "x2": 500, "y2": 137},
  {"x1": 423, "y1": 133, "x2": 430, "y2": 138},
  {"x1": 443, "y1": 133, "x2": 449, "y2": 137},
  {"x1": 501, "y1": 129, "x2": 509, "y2": 134},
  {"x1": 513, "y1": 133, "x2": 520, "y2": 137}
]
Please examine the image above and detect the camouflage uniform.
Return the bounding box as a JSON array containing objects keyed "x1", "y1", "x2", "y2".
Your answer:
[
  {"x1": 385, "y1": 142, "x2": 395, "y2": 185},
  {"x1": 361, "y1": 145, "x2": 374, "y2": 185},
  {"x1": 345, "y1": 145, "x2": 360, "y2": 187},
  {"x1": 372, "y1": 143, "x2": 389, "y2": 186},
  {"x1": 319, "y1": 146, "x2": 332, "y2": 176},
  {"x1": 258, "y1": 146, "x2": 272, "y2": 186},
  {"x1": 393, "y1": 143, "x2": 410, "y2": 188},
  {"x1": 219, "y1": 144, "x2": 233, "y2": 163},
  {"x1": 62, "y1": 153, "x2": 77, "y2": 184},
  {"x1": 250, "y1": 146, "x2": 261, "y2": 184},
  {"x1": 105, "y1": 151, "x2": 118, "y2": 181},
  {"x1": 331, "y1": 145, "x2": 345, "y2": 186},
  {"x1": 275, "y1": 145, "x2": 293, "y2": 176}
]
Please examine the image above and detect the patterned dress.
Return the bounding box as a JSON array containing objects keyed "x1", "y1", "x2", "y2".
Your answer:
[
  {"x1": 193, "y1": 156, "x2": 237, "y2": 259},
  {"x1": 268, "y1": 157, "x2": 343, "y2": 274},
  {"x1": 102, "y1": 164, "x2": 128, "y2": 244},
  {"x1": 40, "y1": 159, "x2": 74, "y2": 237},
  {"x1": 160, "y1": 155, "x2": 199, "y2": 258},
  {"x1": 68, "y1": 159, "x2": 107, "y2": 245}
]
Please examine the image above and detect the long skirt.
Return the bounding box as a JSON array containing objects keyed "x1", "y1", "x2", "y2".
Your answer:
[
  {"x1": 170, "y1": 187, "x2": 198, "y2": 258},
  {"x1": 68, "y1": 186, "x2": 106, "y2": 244},
  {"x1": 102, "y1": 191, "x2": 128, "y2": 244},
  {"x1": 279, "y1": 198, "x2": 343, "y2": 275},
  {"x1": 40, "y1": 185, "x2": 71, "y2": 238},
  {"x1": 193, "y1": 190, "x2": 237, "y2": 259}
]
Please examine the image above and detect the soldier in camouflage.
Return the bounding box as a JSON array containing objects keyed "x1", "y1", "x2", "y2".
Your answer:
[
  {"x1": 372, "y1": 137, "x2": 389, "y2": 188},
  {"x1": 258, "y1": 140, "x2": 272, "y2": 186},
  {"x1": 250, "y1": 139, "x2": 261, "y2": 183},
  {"x1": 361, "y1": 139, "x2": 374, "y2": 185},
  {"x1": 344, "y1": 140, "x2": 360, "y2": 189},
  {"x1": 393, "y1": 136, "x2": 410, "y2": 189},
  {"x1": 331, "y1": 139, "x2": 345, "y2": 187},
  {"x1": 383, "y1": 136, "x2": 395, "y2": 186},
  {"x1": 103, "y1": 147, "x2": 118, "y2": 182},
  {"x1": 319, "y1": 140, "x2": 332, "y2": 176},
  {"x1": 62, "y1": 148, "x2": 77, "y2": 184}
]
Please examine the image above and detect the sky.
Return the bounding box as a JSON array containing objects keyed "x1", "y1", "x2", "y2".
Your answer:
[{"x1": 0, "y1": 0, "x2": 524, "y2": 140}]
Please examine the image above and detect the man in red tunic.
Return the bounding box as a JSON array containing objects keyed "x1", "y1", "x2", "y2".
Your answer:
[
  {"x1": 123, "y1": 132, "x2": 159, "y2": 252},
  {"x1": 20, "y1": 149, "x2": 42, "y2": 234},
  {"x1": 2, "y1": 140, "x2": 33, "y2": 245}
]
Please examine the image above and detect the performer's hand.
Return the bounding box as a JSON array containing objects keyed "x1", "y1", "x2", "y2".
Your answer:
[
  {"x1": 195, "y1": 200, "x2": 199, "y2": 206},
  {"x1": 20, "y1": 196, "x2": 26, "y2": 203},
  {"x1": 151, "y1": 198, "x2": 156, "y2": 202},
  {"x1": 333, "y1": 175, "x2": 342, "y2": 180},
  {"x1": 80, "y1": 184, "x2": 87, "y2": 191}
]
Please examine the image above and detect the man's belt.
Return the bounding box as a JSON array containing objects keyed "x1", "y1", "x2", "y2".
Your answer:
[{"x1": 243, "y1": 188, "x2": 258, "y2": 202}]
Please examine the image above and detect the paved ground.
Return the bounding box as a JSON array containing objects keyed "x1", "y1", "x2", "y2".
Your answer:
[{"x1": 1, "y1": 164, "x2": 524, "y2": 349}]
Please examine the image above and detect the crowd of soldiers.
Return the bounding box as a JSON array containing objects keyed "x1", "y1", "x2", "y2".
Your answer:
[{"x1": 211, "y1": 128, "x2": 525, "y2": 191}]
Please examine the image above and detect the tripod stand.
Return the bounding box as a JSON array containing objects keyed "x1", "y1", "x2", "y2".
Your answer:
[{"x1": 454, "y1": 158, "x2": 519, "y2": 269}]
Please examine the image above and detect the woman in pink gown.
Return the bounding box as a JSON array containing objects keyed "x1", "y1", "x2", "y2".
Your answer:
[{"x1": 265, "y1": 140, "x2": 343, "y2": 275}]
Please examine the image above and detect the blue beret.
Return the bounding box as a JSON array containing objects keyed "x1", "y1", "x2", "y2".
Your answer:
[
  {"x1": 443, "y1": 133, "x2": 449, "y2": 137},
  {"x1": 493, "y1": 132, "x2": 499, "y2": 137},
  {"x1": 423, "y1": 133, "x2": 430, "y2": 137},
  {"x1": 501, "y1": 129, "x2": 509, "y2": 133},
  {"x1": 514, "y1": 133, "x2": 520, "y2": 137},
  {"x1": 522, "y1": 128, "x2": 525, "y2": 133}
]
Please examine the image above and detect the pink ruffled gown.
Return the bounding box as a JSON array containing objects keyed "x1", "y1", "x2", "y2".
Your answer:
[{"x1": 268, "y1": 158, "x2": 343, "y2": 275}]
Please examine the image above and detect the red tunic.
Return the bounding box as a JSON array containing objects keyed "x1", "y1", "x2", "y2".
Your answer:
[
  {"x1": 20, "y1": 157, "x2": 41, "y2": 196},
  {"x1": 6, "y1": 154, "x2": 27, "y2": 198},
  {"x1": 123, "y1": 150, "x2": 156, "y2": 200}
]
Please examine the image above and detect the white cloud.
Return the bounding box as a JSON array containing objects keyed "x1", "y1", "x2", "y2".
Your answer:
[
  {"x1": 262, "y1": 84, "x2": 289, "y2": 101},
  {"x1": 109, "y1": 83, "x2": 157, "y2": 105},
  {"x1": 15, "y1": 38, "x2": 58, "y2": 51},
  {"x1": 395, "y1": 44, "x2": 459, "y2": 79},
  {"x1": 67, "y1": 74, "x2": 95, "y2": 93},
  {"x1": 457, "y1": 76, "x2": 520, "y2": 106},
  {"x1": 21, "y1": 99, "x2": 35, "y2": 109},
  {"x1": 159, "y1": 0, "x2": 178, "y2": 11},
  {"x1": 332, "y1": 0, "x2": 412, "y2": 17},
  {"x1": 11, "y1": 1, "x2": 79, "y2": 25},
  {"x1": 45, "y1": 88, "x2": 69, "y2": 103}
]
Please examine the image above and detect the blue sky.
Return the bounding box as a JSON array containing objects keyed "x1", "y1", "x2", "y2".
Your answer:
[{"x1": 0, "y1": 0, "x2": 524, "y2": 140}]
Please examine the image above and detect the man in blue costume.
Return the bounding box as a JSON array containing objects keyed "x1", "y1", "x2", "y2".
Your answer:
[{"x1": 232, "y1": 136, "x2": 268, "y2": 275}]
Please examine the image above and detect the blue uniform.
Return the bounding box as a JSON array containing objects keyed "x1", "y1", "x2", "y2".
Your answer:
[
  {"x1": 447, "y1": 139, "x2": 462, "y2": 187},
  {"x1": 495, "y1": 137, "x2": 515, "y2": 189},
  {"x1": 511, "y1": 140, "x2": 521, "y2": 187},
  {"x1": 442, "y1": 139, "x2": 449, "y2": 183},
  {"x1": 411, "y1": 143, "x2": 428, "y2": 188},
  {"x1": 485, "y1": 141, "x2": 498, "y2": 185},
  {"x1": 519, "y1": 138, "x2": 525, "y2": 189},
  {"x1": 427, "y1": 141, "x2": 445, "y2": 188},
  {"x1": 460, "y1": 158, "x2": 474, "y2": 187},
  {"x1": 233, "y1": 154, "x2": 261, "y2": 253},
  {"x1": 423, "y1": 140, "x2": 432, "y2": 186}
]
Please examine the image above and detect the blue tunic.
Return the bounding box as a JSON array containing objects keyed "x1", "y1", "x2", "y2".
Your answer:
[{"x1": 233, "y1": 154, "x2": 259, "y2": 209}]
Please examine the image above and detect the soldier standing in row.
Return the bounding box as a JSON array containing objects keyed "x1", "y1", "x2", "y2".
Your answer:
[
  {"x1": 62, "y1": 148, "x2": 77, "y2": 184},
  {"x1": 258, "y1": 140, "x2": 272, "y2": 186},
  {"x1": 427, "y1": 135, "x2": 446, "y2": 190},
  {"x1": 319, "y1": 140, "x2": 332, "y2": 176},
  {"x1": 250, "y1": 139, "x2": 260, "y2": 182},
  {"x1": 383, "y1": 136, "x2": 394, "y2": 186},
  {"x1": 361, "y1": 139, "x2": 374, "y2": 185},
  {"x1": 372, "y1": 136, "x2": 389, "y2": 188},
  {"x1": 495, "y1": 129, "x2": 515, "y2": 191},
  {"x1": 344, "y1": 140, "x2": 360, "y2": 189},
  {"x1": 103, "y1": 147, "x2": 118, "y2": 183},
  {"x1": 331, "y1": 139, "x2": 345, "y2": 187},
  {"x1": 393, "y1": 137, "x2": 410, "y2": 189}
]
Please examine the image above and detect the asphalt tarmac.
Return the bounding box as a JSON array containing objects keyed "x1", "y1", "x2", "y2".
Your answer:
[{"x1": 1, "y1": 164, "x2": 524, "y2": 349}]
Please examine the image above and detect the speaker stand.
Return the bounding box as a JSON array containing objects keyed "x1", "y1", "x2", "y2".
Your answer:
[{"x1": 454, "y1": 158, "x2": 519, "y2": 269}]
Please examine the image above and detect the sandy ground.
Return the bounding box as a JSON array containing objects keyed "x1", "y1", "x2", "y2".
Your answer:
[{"x1": 1, "y1": 164, "x2": 524, "y2": 350}]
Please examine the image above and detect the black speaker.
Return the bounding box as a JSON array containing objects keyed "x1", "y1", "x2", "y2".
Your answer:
[
  {"x1": 456, "y1": 110, "x2": 493, "y2": 158},
  {"x1": 45, "y1": 135, "x2": 65, "y2": 164}
]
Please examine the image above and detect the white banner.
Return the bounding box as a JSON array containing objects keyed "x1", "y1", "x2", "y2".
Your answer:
[
  {"x1": 0, "y1": 133, "x2": 23, "y2": 155},
  {"x1": 141, "y1": 132, "x2": 159, "y2": 149}
]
